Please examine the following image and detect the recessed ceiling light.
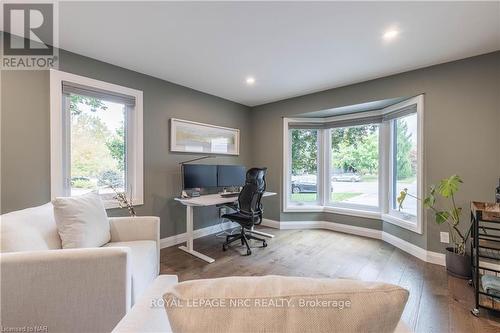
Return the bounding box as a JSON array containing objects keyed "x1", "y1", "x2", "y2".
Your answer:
[
  {"x1": 383, "y1": 29, "x2": 399, "y2": 41},
  {"x1": 245, "y1": 77, "x2": 255, "y2": 85}
]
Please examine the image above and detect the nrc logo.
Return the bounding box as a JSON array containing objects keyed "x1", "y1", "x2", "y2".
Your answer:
[{"x1": 3, "y1": 3, "x2": 54, "y2": 55}]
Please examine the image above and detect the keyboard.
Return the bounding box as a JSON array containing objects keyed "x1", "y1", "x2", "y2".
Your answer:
[{"x1": 220, "y1": 192, "x2": 240, "y2": 198}]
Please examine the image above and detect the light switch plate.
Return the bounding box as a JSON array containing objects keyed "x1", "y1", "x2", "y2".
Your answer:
[{"x1": 440, "y1": 232, "x2": 449, "y2": 243}]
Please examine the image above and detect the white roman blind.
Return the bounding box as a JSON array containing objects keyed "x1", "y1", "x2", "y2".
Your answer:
[
  {"x1": 382, "y1": 103, "x2": 417, "y2": 121},
  {"x1": 288, "y1": 104, "x2": 417, "y2": 130},
  {"x1": 62, "y1": 81, "x2": 136, "y2": 106},
  {"x1": 288, "y1": 114, "x2": 384, "y2": 129}
]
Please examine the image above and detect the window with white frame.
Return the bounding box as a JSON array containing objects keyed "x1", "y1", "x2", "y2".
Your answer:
[
  {"x1": 50, "y1": 70, "x2": 143, "y2": 208},
  {"x1": 329, "y1": 124, "x2": 380, "y2": 210},
  {"x1": 283, "y1": 95, "x2": 423, "y2": 233},
  {"x1": 391, "y1": 113, "x2": 418, "y2": 217},
  {"x1": 288, "y1": 128, "x2": 320, "y2": 206},
  {"x1": 383, "y1": 101, "x2": 423, "y2": 232}
]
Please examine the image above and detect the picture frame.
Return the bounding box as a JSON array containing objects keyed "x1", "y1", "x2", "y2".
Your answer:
[{"x1": 170, "y1": 118, "x2": 240, "y2": 155}]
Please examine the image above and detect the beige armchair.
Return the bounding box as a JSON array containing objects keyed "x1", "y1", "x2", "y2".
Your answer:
[{"x1": 0, "y1": 203, "x2": 160, "y2": 333}]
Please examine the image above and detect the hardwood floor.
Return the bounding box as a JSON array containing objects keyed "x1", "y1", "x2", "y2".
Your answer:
[{"x1": 160, "y1": 227, "x2": 500, "y2": 332}]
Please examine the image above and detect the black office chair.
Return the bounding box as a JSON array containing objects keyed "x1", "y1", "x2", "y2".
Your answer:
[{"x1": 222, "y1": 168, "x2": 268, "y2": 255}]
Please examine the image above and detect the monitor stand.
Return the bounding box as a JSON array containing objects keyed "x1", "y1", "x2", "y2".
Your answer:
[
  {"x1": 220, "y1": 186, "x2": 241, "y2": 194},
  {"x1": 180, "y1": 188, "x2": 201, "y2": 198}
]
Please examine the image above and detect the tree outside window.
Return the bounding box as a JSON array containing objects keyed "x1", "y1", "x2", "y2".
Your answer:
[{"x1": 69, "y1": 94, "x2": 126, "y2": 195}]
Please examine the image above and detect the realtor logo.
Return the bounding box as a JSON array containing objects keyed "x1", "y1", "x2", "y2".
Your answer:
[{"x1": 1, "y1": 2, "x2": 58, "y2": 69}]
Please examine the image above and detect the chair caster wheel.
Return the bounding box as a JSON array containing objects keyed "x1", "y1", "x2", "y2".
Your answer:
[
  {"x1": 471, "y1": 308, "x2": 480, "y2": 316},
  {"x1": 246, "y1": 249, "x2": 252, "y2": 256},
  {"x1": 468, "y1": 279, "x2": 473, "y2": 286},
  {"x1": 263, "y1": 241, "x2": 267, "y2": 248},
  {"x1": 222, "y1": 244, "x2": 228, "y2": 251}
]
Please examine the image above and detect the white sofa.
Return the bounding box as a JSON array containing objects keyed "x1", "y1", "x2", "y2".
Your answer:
[{"x1": 0, "y1": 203, "x2": 161, "y2": 333}]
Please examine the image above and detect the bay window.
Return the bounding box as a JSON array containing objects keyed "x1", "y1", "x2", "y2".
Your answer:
[{"x1": 284, "y1": 95, "x2": 423, "y2": 233}]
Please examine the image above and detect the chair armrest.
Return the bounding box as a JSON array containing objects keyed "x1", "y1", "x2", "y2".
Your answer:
[
  {"x1": 109, "y1": 216, "x2": 161, "y2": 275},
  {"x1": 0, "y1": 247, "x2": 132, "y2": 333},
  {"x1": 109, "y1": 216, "x2": 160, "y2": 243}
]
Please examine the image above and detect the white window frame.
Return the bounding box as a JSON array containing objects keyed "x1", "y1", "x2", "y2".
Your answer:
[
  {"x1": 325, "y1": 125, "x2": 382, "y2": 213},
  {"x1": 381, "y1": 96, "x2": 424, "y2": 233},
  {"x1": 284, "y1": 119, "x2": 324, "y2": 211},
  {"x1": 50, "y1": 69, "x2": 144, "y2": 208},
  {"x1": 283, "y1": 95, "x2": 424, "y2": 234}
]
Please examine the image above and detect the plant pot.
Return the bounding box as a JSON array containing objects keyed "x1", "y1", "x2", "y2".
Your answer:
[{"x1": 445, "y1": 247, "x2": 471, "y2": 279}]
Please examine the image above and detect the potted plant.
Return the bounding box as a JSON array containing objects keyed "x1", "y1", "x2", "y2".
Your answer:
[{"x1": 398, "y1": 175, "x2": 472, "y2": 279}]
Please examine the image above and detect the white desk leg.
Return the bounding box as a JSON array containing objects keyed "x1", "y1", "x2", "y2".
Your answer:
[
  {"x1": 186, "y1": 205, "x2": 193, "y2": 251},
  {"x1": 249, "y1": 228, "x2": 275, "y2": 238},
  {"x1": 178, "y1": 205, "x2": 215, "y2": 263}
]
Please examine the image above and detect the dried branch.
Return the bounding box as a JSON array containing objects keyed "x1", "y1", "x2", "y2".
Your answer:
[{"x1": 108, "y1": 184, "x2": 136, "y2": 217}]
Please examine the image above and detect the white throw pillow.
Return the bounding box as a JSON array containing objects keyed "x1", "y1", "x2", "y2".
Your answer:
[{"x1": 52, "y1": 192, "x2": 110, "y2": 248}]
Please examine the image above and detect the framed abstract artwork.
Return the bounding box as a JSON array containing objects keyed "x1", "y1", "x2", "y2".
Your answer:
[{"x1": 170, "y1": 118, "x2": 240, "y2": 155}]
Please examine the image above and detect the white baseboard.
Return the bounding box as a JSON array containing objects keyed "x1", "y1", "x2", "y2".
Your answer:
[
  {"x1": 426, "y1": 251, "x2": 447, "y2": 266},
  {"x1": 260, "y1": 218, "x2": 281, "y2": 229},
  {"x1": 381, "y1": 231, "x2": 445, "y2": 265},
  {"x1": 264, "y1": 218, "x2": 383, "y2": 239},
  {"x1": 160, "y1": 221, "x2": 236, "y2": 249},
  {"x1": 262, "y1": 218, "x2": 446, "y2": 266}
]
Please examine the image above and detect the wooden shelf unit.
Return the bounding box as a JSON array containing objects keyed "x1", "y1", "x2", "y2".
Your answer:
[{"x1": 470, "y1": 201, "x2": 500, "y2": 316}]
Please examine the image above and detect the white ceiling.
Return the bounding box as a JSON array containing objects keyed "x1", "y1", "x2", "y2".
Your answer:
[{"x1": 58, "y1": 2, "x2": 500, "y2": 107}]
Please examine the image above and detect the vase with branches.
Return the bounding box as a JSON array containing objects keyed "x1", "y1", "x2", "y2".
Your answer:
[{"x1": 108, "y1": 184, "x2": 136, "y2": 217}]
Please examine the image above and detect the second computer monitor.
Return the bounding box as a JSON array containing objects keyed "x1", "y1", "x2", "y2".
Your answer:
[{"x1": 217, "y1": 165, "x2": 246, "y2": 187}]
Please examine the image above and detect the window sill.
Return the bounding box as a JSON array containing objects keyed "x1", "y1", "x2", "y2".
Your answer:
[
  {"x1": 324, "y1": 206, "x2": 381, "y2": 220},
  {"x1": 283, "y1": 207, "x2": 422, "y2": 233},
  {"x1": 284, "y1": 204, "x2": 380, "y2": 219},
  {"x1": 284, "y1": 205, "x2": 323, "y2": 213},
  {"x1": 103, "y1": 201, "x2": 121, "y2": 210},
  {"x1": 382, "y1": 213, "x2": 422, "y2": 234},
  {"x1": 103, "y1": 199, "x2": 143, "y2": 210}
]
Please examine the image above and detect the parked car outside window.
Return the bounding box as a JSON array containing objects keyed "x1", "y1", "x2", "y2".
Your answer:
[
  {"x1": 331, "y1": 172, "x2": 361, "y2": 182},
  {"x1": 291, "y1": 175, "x2": 317, "y2": 193}
]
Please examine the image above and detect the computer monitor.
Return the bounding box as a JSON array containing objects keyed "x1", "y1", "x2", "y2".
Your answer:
[
  {"x1": 217, "y1": 165, "x2": 246, "y2": 187},
  {"x1": 183, "y1": 164, "x2": 218, "y2": 189}
]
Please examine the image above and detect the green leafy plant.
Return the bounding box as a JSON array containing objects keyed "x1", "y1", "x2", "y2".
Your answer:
[{"x1": 398, "y1": 175, "x2": 471, "y2": 255}]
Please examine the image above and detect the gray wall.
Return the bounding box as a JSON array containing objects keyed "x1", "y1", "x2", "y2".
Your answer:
[
  {"x1": 251, "y1": 51, "x2": 500, "y2": 253},
  {"x1": 1, "y1": 49, "x2": 252, "y2": 238},
  {"x1": 1, "y1": 70, "x2": 51, "y2": 211}
]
